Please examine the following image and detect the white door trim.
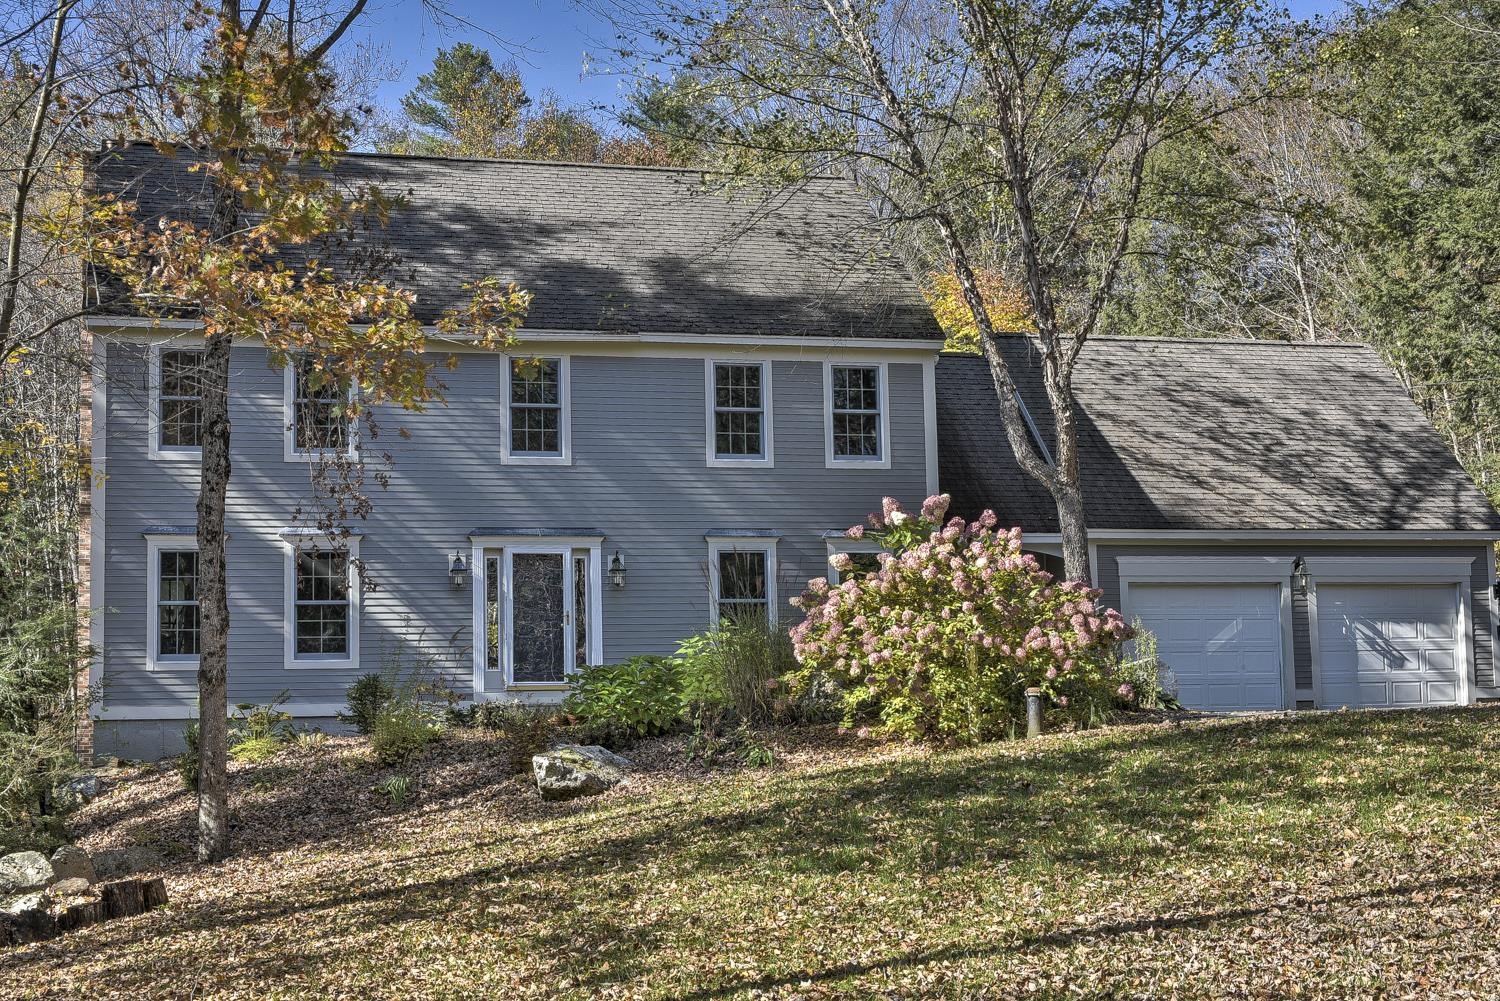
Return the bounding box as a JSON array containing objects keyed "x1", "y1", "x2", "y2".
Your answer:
[
  {"x1": 1308, "y1": 568, "x2": 1473, "y2": 708},
  {"x1": 1117, "y1": 556, "x2": 1296, "y2": 710}
]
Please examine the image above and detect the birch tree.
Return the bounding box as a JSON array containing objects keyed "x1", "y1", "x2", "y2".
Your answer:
[{"x1": 607, "y1": 0, "x2": 1294, "y2": 580}]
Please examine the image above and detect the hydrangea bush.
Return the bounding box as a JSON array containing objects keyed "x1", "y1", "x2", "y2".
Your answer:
[{"x1": 788, "y1": 494, "x2": 1133, "y2": 742}]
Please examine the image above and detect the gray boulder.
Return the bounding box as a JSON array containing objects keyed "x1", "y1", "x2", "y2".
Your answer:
[
  {"x1": 0, "y1": 891, "x2": 55, "y2": 946},
  {"x1": 0, "y1": 852, "x2": 53, "y2": 895},
  {"x1": 532, "y1": 744, "x2": 632, "y2": 801},
  {"x1": 51, "y1": 877, "x2": 92, "y2": 898},
  {"x1": 93, "y1": 845, "x2": 164, "y2": 880},
  {"x1": 49, "y1": 846, "x2": 95, "y2": 885},
  {"x1": 51, "y1": 774, "x2": 102, "y2": 812}
]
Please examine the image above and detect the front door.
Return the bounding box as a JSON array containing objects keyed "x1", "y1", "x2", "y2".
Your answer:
[{"x1": 505, "y1": 547, "x2": 574, "y2": 686}]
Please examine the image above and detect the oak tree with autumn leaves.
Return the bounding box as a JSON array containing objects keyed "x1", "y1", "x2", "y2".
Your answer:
[{"x1": 62, "y1": 1, "x2": 528, "y2": 862}]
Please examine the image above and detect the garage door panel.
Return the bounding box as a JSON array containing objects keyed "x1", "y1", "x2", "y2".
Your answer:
[
  {"x1": 1130, "y1": 582, "x2": 1285, "y2": 712},
  {"x1": 1317, "y1": 583, "x2": 1461, "y2": 709}
]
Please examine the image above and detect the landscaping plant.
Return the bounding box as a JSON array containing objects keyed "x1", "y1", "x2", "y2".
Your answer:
[
  {"x1": 370, "y1": 705, "x2": 442, "y2": 767},
  {"x1": 339, "y1": 673, "x2": 396, "y2": 736},
  {"x1": 673, "y1": 617, "x2": 796, "y2": 723},
  {"x1": 561, "y1": 656, "x2": 685, "y2": 739},
  {"x1": 789, "y1": 495, "x2": 1133, "y2": 742},
  {"x1": 229, "y1": 692, "x2": 294, "y2": 763}
]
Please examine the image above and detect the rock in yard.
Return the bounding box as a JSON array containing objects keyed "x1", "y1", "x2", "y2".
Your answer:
[
  {"x1": 0, "y1": 890, "x2": 55, "y2": 946},
  {"x1": 0, "y1": 852, "x2": 53, "y2": 895},
  {"x1": 93, "y1": 846, "x2": 164, "y2": 880},
  {"x1": 50, "y1": 774, "x2": 102, "y2": 812},
  {"x1": 49, "y1": 845, "x2": 95, "y2": 885},
  {"x1": 533, "y1": 744, "x2": 632, "y2": 801},
  {"x1": 51, "y1": 877, "x2": 93, "y2": 898}
]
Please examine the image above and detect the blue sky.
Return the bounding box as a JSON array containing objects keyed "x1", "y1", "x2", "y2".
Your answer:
[{"x1": 355, "y1": 1, "x2": 1350, "y2": 120}]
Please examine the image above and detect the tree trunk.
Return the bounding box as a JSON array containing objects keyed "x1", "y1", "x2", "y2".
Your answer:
[
  {"x1": 1052, "y1": 480, "x2": 1089, "y2": 584},
  {"x1": 195, "y1": 325, "x2": 232, "y2": 862}
]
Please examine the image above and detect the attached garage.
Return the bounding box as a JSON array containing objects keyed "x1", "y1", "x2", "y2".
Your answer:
[{"x1": 1114, "y1": 554, "x2": 1485, "y2": 713}]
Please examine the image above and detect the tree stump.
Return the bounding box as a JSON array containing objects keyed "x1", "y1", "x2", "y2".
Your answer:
[
  {"x1": 141, "y1": 877, "x2": 168, "y2": 910},
  {"x1": 55, "y1": 897, "x2": 106, "y2": 933},
  {"x1": 100, "y1": 879, "x2": 145, "y2": 920}
]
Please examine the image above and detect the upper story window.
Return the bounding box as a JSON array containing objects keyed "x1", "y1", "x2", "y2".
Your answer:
[
  {"x1": 146, "y1": 534, "x2": 199, "y2": 668},
  {"x1": 149, "y1": 346, "x2": 204, "y2": 459},
  {"x1": 825, "y1": 362, "x2": 890, "y2": 469},
  {"x1": 283, "y1": 533, "x2": 360, "y2": 666},
  {"x1": 286, "y1": 358, "x2": 353, "y2": 460},
  {"x1": 706, "y1": 360, "x2": 773, "y2": 467},
  {"x1": 502, "y1": 356, "x2": 571, "y2": 464},
  {"x1": 706, "y1": 535, "x2": 778, "y2": 626}
]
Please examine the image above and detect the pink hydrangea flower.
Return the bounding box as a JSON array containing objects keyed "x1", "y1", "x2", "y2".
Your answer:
[
  {"x1": 921, "y1": 493, "x2": 952, "y2": 521},
  {"x1": 846, "y1": 524, "x2": 866, "y2": 540}
]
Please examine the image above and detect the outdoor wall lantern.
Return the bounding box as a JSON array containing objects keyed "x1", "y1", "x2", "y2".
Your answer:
[
  {"x1": 1291, "y1": 556, "x2": 1310, "y2": 593},
  {"x1": 608, "y1": 550, "x2": 628, "y2": 589},
  {"x1": 449, "y1": 551, "x2": 469, "y2": 589}
]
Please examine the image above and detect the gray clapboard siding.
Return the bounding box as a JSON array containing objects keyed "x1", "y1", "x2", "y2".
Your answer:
[
  {"x1": 1096, "y1": 543, "x2": 1495, "y2": 690},
  {"x1": 100, "y1": 341, "x2": 932, "y2": 710}
]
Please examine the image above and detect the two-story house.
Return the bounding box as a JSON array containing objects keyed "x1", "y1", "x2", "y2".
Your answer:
[
  {"x1": 82, "y1": 145, "x2": 1500, "y2": 760},
  {"x1": 82, "y1": 146, "x2": 945, "y2": 758}
]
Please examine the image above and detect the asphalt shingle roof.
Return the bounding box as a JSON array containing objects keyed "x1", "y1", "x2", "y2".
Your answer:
[
  {"x1": 937, "y1": 337, "x2": 1500, "y2": 533},
  {"x1": 85, "y1": 143, "x2": 941, "y2": 340}
]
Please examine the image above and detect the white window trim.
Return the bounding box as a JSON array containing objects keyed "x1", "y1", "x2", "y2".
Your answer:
[
  {"x1": 823, "y1": 360, "x2": 891, "y2": 470},
  {"x1": 704, "y1": 358, "x2": 774, "y2": 468},
  {"x1": 706, "y1": 535, "x2": 779, "y2": 626},
  {"x1": 283, "y1": 362, "x2": 359, "y2": 463},
  {"x1": 146, "y1": 533, "x2": 199, "y2": 670},
  {"x1": 500, "y1": 354, "x2": 572, "y2": 466},
  {"x1": 147, "y1": 343, "x2": 203, "y2": 461},
  {"x1": 468, "y1": 534, "x2": 604, "y2": 694},
  {"x1": 824, "y1": 535, "x2": 888, "y2": 585},
  {"x1": 1116, "y1": 555, "x2": 1297, "y2": 711},
  {"x1": 282, "y1": 531, "x2": 360, "y2": 669}
]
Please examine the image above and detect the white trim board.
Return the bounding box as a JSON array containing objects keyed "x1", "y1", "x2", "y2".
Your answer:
[
  {"x1": 281, "y1": 534, "x2": 361, "y2": 670},
  {"x1": 500, "y1": 353, "x2": 573, "y2": 466},
  {"x1": 706, "y1": 535, "x2": 780, "y2": 626},
  {"x1": 822, "y1": 360, "x2": 891, "y2": 470},
  {"x1": 84, "y1": 318, "x2": 944, "y2": 357},
  {"x1": 704, "y1": 357, "x2": 774, "y2": 468},
  {"x1": 144, "y1": 534, "x2": 199, "y2": 671}
]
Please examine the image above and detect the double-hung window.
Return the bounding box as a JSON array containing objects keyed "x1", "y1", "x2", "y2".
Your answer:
[
  {"x1": 503, "y1": 356, "x2": 570, "y2": 463},
  {"x1": 706, "y1": 535, "x2": 778, "y2": 626},
  {"x1": 147, "y1": 534, "x2": 199, "y2": 668},
  {"x1": 283, "y1": 534, "x2": 359, "y2": 665},
  {"x1": 286, "y1": 357, "x2": 352, "y2": 459},
  {"x1": 825, "y1": 535, "x2": 886, "y2": 585},
  {"x1": 825, "y1": 362, "x2": 889, "y2": 467},
  {"x1": 151, "y1": 347, "x2": 204, "y2": 458},
  {"x1": 707, "y1": 360, "x2": 772, "y2": 466}
]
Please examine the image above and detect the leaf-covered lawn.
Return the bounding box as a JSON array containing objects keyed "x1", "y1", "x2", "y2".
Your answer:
[{"x1": 5, "y1": 708, "x2": 1499, "y2": 999}]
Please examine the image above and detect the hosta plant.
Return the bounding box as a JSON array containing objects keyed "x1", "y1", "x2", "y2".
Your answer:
[{"x1": 789, "y1": 494, "x2": 1133, "y2": 742}]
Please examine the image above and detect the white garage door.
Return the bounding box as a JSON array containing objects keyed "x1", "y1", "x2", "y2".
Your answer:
[
  {"x1": 1129, "y1": 583, "x2": 1285, "y2": 711},
  {"x1": 1317, "y1": 583, "x2": 1461, "y2": 708}
]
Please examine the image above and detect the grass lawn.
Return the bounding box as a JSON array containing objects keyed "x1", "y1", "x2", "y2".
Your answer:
[{"x1": 4, "y1": 708, "x2": 1499, "y2": 999}]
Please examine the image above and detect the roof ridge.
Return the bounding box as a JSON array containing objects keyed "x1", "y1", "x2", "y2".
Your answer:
[{"x1": 99, "y1": 139, "x2": 850, "y2": 181}]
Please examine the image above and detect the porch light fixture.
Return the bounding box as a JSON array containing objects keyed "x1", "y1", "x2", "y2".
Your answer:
[
  {"x1": 608, "y1": 550, "x2": 627, "y2": 588},
  {"x1": 448, "y1": 551, "x2": 469, "y2": 589},
  {"x1": 1292, "y1": 556, "x2": 1310, "y2": 593}
]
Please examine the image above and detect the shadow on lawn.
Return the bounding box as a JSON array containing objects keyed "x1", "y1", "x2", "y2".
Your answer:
[
  {"x1": 667, "y1": 867, "x2": 1500, "y2": 1001},
  {"x1": 17, "y1": 709, "x2": 1497, "y2": 995}
]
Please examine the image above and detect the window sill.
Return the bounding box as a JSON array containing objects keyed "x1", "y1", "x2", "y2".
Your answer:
[
  {"x1": 825, "y1": 456, "x2": 891, "y2": 470},
  {"x1": 148, "y1": 658, "x2": 200, "y2": 671},
  {"x1": 284, "y1": 656, "x2": 357, "y2": 670},
  {"x1": 500, "y1": 454, "x2": 572, "y2": 466},
  {"x1": 148, "y1": 447, "x2": 202, "y2": 462}
]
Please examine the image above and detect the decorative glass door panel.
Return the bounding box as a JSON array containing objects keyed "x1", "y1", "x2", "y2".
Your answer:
[{"x1": 508, "y1": 550, "x2": 569, "y2": 684}]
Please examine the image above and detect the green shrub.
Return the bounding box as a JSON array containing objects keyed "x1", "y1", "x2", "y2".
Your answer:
[
  {"x1": 674, "y1": 618, "x2": 795, "y2": 723},
  {"x1": 684, "y1": 706, "x2": 774, "y2": 768},
  {"x1": 562, "y1": 656, "x2": 684, "y2": 737},
  {"x1": 1113, "y1": 623, "x2": 1182, "y2": 711},
  {"x1": 228, "y1": 692, "x2": 293, "y2": 762},
  {"x1": 370, "y1": 705, "x2": 441, "y2": 766},
  {"x1": 472, "y1": 701, "x2": 557, "y2": 773},
  {"x1": 339, "y1": 674, "x2": 395, "y2": 736}
]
